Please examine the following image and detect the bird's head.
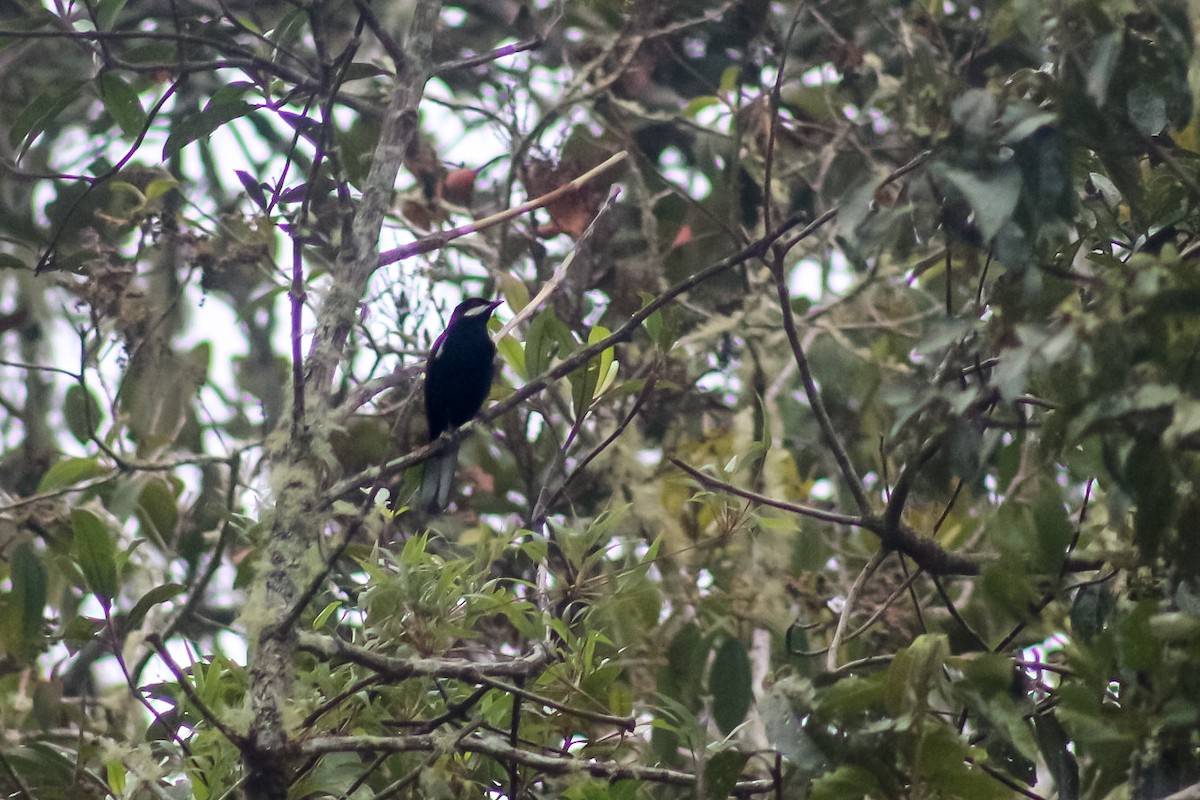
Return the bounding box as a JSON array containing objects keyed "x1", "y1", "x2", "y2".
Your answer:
[{"x1": 450, "y1": 297, "x2": 503, "y2": 325}]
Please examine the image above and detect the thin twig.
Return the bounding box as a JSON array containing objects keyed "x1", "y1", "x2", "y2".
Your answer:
[
  {"x1": 435, "y1": 37, "x2": 543, "y2": 74},
  {"x1": 881, "y1": 438, "x2": 943, "y2": 545},
  {"x1": 298, "y1": 631, "x2": 551, "y2": 681},
  {"x1": 0, "y1": 747, "x2": 35, "y2": 800},
  {"x1": 761, "y1": 2, "x2": 808, "y2": 228},
  {"x1": 670, "y1": 457, "x2": 864, "y2": 527},
  {"x1": 325, "y1": 207, "x2": 825, "y2": 502},
  {"x1": 298, "y1": 732, "x2": 775, "y2": 793},
  {"x1": 134, "y1": 453, "x2": 244, "y2": 681},
  {"x1": 842, "y1": 566, "x2": 924, "y2": 645},
  {"x1": 494, "y1": 184, "x2": 622, "y2": 341},
  {"x1": 930, "y1": 576, "x2": 988, "y2": 651},
  {"x1": 826, "y1": 549, "x2": 889, "y2": 671},
  {"x1": 351, "y1": 0, "x2": 406, "y2": 68},
  {"x1": 542, "y1": 373, "x2": 657, "y2": 512},
  {"x1": 147, "y1": 634, "x2": 247, "y2": 747},
  {"x1": 479, "y1": 676, "x2": 636, "y2": 731},
  {"x1": 768, "y1": 245, "x2": 871, "y2": 514},
  {"x1": 670, "y1": 456, "x2": 983, "y2": 575},
  {"x1": 35, "y1": 80, "x2": 181, "y2": 272},
  {"x1": 830, "y1": 654, "x2": 895, "y2": 676},
  {"x1": 378, "y1": 151, "x2": 629, "y2": 268}
]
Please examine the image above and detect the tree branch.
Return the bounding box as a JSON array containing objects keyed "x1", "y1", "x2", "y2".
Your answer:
[
  {"x1": 768, "y1": 243, "x2": 871, "y2": 514},
  {"x1": 244, "y1": 4, "x2": 445, "y2": 799},
  {"x1": 325, "y1": 208, "x2": 827, "y2": 503},
  {"x1": 377, "y1": 151, "x2": 628, "y2": 268},
  {"x1": 298, "y1": 732, "x2": 776, "y2": 793},
  {"x1": 297, "y1": 631, "x2": 551, "y2": 681},
  {"x1": 825, "y1": 549, "x2": 889, "y2": 671}
]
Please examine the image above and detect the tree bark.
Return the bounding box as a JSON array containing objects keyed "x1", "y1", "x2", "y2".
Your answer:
[{"x1": 241, "y1": 3, "x2": 444, "y2": 797}]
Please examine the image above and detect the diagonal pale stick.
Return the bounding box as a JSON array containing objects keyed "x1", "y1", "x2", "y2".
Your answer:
[
  {"x1": 493, "y1": 185, "x2": 620, "y2": 342},
  {"x1": 377, "y1": 150, "x2": 629, "y2": 268}
]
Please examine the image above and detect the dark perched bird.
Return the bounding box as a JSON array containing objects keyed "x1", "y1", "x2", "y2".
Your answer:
[{"x1": 419, "y1": 297, "x2": 502, "y2": 513}]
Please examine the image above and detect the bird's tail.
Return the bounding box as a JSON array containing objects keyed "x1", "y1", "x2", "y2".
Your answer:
[{"x1": 419, "y1": 440, "x2": 460, "y2": 514}]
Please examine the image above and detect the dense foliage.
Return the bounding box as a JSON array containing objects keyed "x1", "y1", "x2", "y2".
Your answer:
[{"x1": 2, "y1": 0, "x2": 1200, "y2": 798}]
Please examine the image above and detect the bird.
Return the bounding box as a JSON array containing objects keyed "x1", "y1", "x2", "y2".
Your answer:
[{"x1": 418, "y1": 297, "x2": 502, "y2": 513}]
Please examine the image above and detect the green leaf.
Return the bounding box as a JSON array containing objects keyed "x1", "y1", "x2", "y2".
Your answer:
[
  {"x1": 496, "y1": 334, "x2": 526, "y2": 380},
  {"x1": 96, "y1": 0, "x2": 130, "y2": 29},
  {"x1": 937, "y1": 162, "x2": 1022, "y2": 242},
  {"x1": 1115, "y1": 601, "x2": 1160, "y2": 673},
  {"x1": 106, "y1": 761, "x2": 126, "y2": 795},
  {"x1": 570, "y1": 325, "x2": 613, "y2": 419},
  {"x1": 313, "y1": 601, "x2": 340, "y2": 630},
  {"x1": 187, "y1": 341, "x2": 213, "y2": 381},
  {"x1": 10, "y1": 83, "x2": 84, "y2": 156},
  {"x1": 37, "y1": 457, "x2": 111, "y2": 492},
  {"x1": 950, "y1": 89, "x2": 997, "y2": 139},
  {"x1": 64, "y1": 384, "x2": 102, "y2": 444},
  {"x1": 1148, "y1": 611, "x2": 1200, "y2": 641},
  {"x1": 61, "y1": 614, "x2": 104, "y2": 651},
  {"x1": 126, "y1": 583, "x2": 186, "y2": 630},
  {"x1": 810, "y1": 765, "x2": 880, "y2": 800},
  {"x1": 0, "y1": 253, "x2": 27, "y2": 270},
  {"x1": 717, "y1": 65, "x2": 740, "y2": 95},
  {"x1": 121, "y1": 41, "x2": 177, "y2": 65},
  {"x1": 642, "y1": 306, "x2": 662, "y2": 345},
  {"x1": 97, "y1": 72, "x2": 146, "y2": 136},
  {"x1": 1035, "y1": 713, "x2": 1080, "y2": 800},
  {"x1": 640, "y1": 291, "x2": 679, "y2": 351},
  {"x1": 163, "y1": 100, "x2": 257, "y2": 159},
  {"x1": 884, "y1": 634, "x2": 948, "y2": 723},
  {"x1": 916, "y1": 726, "x2": 1005, "y2": 799},
  {"x1": 1031, "y1": 482, "x2": 1072, "y2": 571},
  {"x1": 816, "y1": 673, "x2": 887, "y2": 719},
  {"x1": 136, "y1": 478, "x2": 179, "y2": 545},
  {"x1": 498, "y1": 273, "x2": 530, "y2": 313},
  {"x1": 1125, "y1": 437, "x2": 1175, "y2": 560},
  {"x1": 709, "y1": 638, "x2": 752, "y2": 735},
  {"x1": 760, "y1": 678, "x2": 826, "y2": 771},
  {"x1": 523, "y1": 308, "x2": 574, "y2": 377},
  {"x1": 1127, "y1": 85, "x2": 1167, "y2": 136},
  {"x1": 72, "y1": 509, "x2": 118, "y2": 605},
  {"x1": 703, "y1": 749, "x2": 749, "y2": 800},
  {"x1": 683, "y1": 95, "x2": 720, "y2": 118},
  {"x1": 1071, "y1": 583, "x2": 1115, "y2": 641},
  {"x1": 662, "y1": 622, "x2": 707, "y2": 706},
  {"x1": 523, "y1": 309, "x2": 554, "y2": 377},
  {"x1": 145, "y1": 176, "x2": 179, "y2": 202},
  {"x1": 608, "y1": 682, "x2": 634, "y2": 717},
  {"x1": 999, "y1": 111, "x2": 1057, "y2": 146},
  {"x1": 959, "y1": 652, "x2": 1014, "y2": 696},
  {"x1": 337, "y1": 111, "x2": 381, "y2": 187},
  {"x1": 4, "y1": 543, "x2": 47, "y2": 657}
]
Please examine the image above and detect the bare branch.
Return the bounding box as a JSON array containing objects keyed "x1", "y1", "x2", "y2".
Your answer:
[
  {"x1": 298, "y1": 631, "x2": 552, "y2": 681},
  {"x1": 826, "y1": 549, "x2": 889, "y2": 671},
  {"x1": 768, "y1": 244, "x2": 870, "y2": 514},
  {"x1": 378, "y1": 151, "x2": 629, "y2": 269},
  {"x1": 670, "y1": 456, "x2": 865, "y2": 527},
  {"x1": 324, "y1": 208, "x2": 828, "y2": 502},
  {"x1": 298, "y1": 732, "x2": 776, "y2": 794}
]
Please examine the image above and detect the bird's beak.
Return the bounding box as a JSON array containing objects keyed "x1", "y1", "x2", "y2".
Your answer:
[{"x1": 487, "y1": 299, "x2": 503, "y2": 313}]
